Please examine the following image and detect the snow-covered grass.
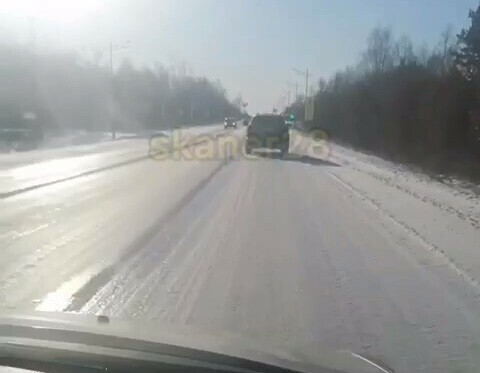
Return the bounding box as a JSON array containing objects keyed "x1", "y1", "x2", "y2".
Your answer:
[
  {"x1": 329, "y1": 143, "x2": 480, "y2": 226},
  {"x1": 326, "y1": 142, "x2": 480, "y2": 290}
]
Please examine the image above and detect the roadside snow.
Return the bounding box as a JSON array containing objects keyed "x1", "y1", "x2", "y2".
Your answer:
[
  {"x1": 40, "y1": 130, "x2": 118, "y2": 149},
  {"x1": 326, "y1": 142, "x2": 480, "y2": 290},
  {"x1": 329, "y1": 144, "x2": 480, "y2": 229},
  {"x1": 0, "y1": 124, "x2": 224, "y2": 196},
  {"x1": 0, "y1": 124, "x2": 222, "y2": 170}
]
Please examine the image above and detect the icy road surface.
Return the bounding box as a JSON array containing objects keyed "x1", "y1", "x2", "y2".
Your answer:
[{"x1": 1, "y1": 128, "x2": 480, "y2": 372}]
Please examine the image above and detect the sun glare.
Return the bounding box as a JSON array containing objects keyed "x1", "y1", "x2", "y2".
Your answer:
[{"x1": 0, "y1": 0, "x2": 101, "y2": 22}]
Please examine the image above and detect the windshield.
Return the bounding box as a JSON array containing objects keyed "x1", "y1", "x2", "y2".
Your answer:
[
  {"x1": 1, "y1": 1, "x2": 480, "y2": 373},
  {"x1": 250, "y1": 116, "x2": 286, "y2": 131}
]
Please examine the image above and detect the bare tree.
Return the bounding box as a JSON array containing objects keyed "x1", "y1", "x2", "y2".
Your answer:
[
  {"x1": 393, "y1": 35, "x2": 415, "y2": 66},
  {"x1": 439, "y1": 24, "x2": 454, "y2": 74},
  {"x1": 416, "y1": 44, "x2": 431, "y2": 66},
  {"x1": 362, "y1": 27, "x2": 393, "y2": 73},
  {"x1": 0, "y1": 43, "x2": 242, "y2": 138}
]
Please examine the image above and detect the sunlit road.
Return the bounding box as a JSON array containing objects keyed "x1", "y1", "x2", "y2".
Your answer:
[
  {"x1": 0, "y1": 124, "x2": 222, "y2": 196},
  {"x1": 2, "y1": 128, "x2": 480, "y2": 372}
]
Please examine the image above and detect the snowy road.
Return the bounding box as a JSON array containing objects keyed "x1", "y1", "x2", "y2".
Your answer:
[{"x1": 2, "y1": 128, "x2": 480, "y2": 372}]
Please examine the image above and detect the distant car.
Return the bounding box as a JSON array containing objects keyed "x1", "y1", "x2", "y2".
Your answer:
[
  {"x1": 242, "y1": 118, "x2": 249, "y2": 126},
  {"x1": 245, "y1": 114, "x2": 289, "y2": 155},
  {"x1": 224, "y1": 118, "x2": 237, "y2": 129}
]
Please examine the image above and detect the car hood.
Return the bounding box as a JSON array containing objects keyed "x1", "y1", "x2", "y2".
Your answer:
[{"x1": 0, "y1": 311, "x2": 390, "y2": 373}]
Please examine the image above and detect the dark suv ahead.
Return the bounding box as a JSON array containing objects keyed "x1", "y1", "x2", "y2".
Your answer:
[{"x1": 245, "y1": 114, "x2": 289, "y2": 154}]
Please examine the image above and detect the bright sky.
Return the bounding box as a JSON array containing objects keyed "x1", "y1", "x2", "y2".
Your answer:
[{"x1": 0, "y1": 0, "x2": 478, "y2": 113}]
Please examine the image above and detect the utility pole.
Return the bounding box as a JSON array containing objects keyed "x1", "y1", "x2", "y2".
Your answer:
[{"x1": 292, "y1": 68, "x2": 311, "y2": 99}]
